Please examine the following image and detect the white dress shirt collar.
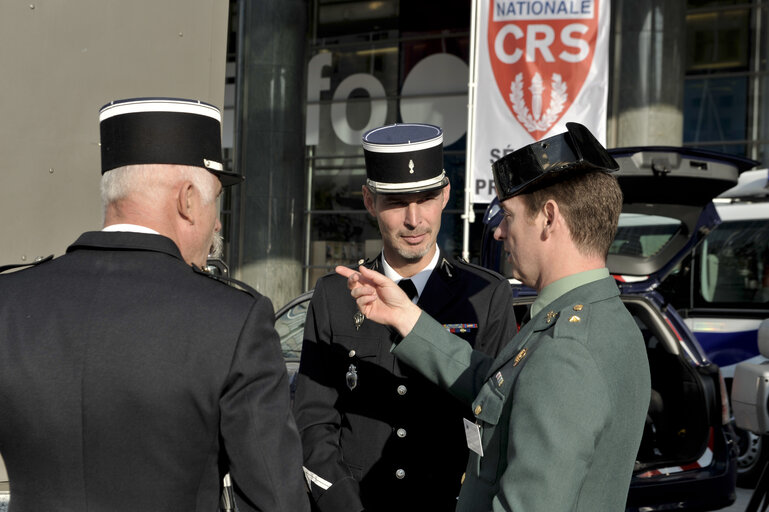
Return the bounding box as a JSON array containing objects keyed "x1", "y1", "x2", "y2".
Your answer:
[
  {"x1": 381, "y1": 248, "x2": 440, "y2": 303},
  {"x1": 102, "y1": 224, "x2": 160, "y2": 235}
]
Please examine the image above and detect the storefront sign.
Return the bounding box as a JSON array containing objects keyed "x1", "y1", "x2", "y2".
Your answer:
[
  {"x1": 471, "y1": 0, "x2": 610, "y2": 202},
  {"x1": 306, "y1": 53, "x2": 469, "y2": 149}
]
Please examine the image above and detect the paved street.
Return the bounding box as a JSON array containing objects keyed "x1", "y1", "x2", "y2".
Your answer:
[{"x1": 722, "y1": 486, "x2": 754, "y2": 511}]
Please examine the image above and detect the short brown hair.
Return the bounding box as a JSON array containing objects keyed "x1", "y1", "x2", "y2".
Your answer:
[{"x1": 521, "y1": 171, "x2": 622, "y2": 258}]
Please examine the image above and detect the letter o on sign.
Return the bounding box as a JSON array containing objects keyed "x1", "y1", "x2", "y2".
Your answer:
[
  {"x1": 330, "y1": 73, "x2": 387, "y2": 146},
  {"x1": 400, "y1": 53, "x2": 468, "y2": 147}
]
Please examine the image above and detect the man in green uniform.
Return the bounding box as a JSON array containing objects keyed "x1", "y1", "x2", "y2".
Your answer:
[{"x1": 337, "y1": 122, "x2": 651, "y2": 511}]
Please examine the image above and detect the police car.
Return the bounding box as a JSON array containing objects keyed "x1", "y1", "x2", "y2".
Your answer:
[
  {"x1": 479, "y1": 146, "x2": 759, "y2": 511},
  {"x1": 654, "y1": 168, "x2": 769, "y2": 487}
]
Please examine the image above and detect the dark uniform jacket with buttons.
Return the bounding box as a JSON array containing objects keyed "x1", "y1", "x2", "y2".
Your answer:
[
  {"x1": 392, "y1": 275, "x2": 651, "y2": 512},
  {"x1": 293, "y1": 252, "x2": 517, "y2": 512},
  {"x1": 0, "y1": 231, "x2": 309, "y2": 512}
]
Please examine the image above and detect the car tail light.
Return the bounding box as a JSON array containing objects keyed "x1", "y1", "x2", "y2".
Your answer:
[{"x1": 718, "y1": 369, "x2": 731, "y2": 425}]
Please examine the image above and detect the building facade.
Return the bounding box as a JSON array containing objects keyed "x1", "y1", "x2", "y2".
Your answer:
[{"x1": 224, "y1": 0, "x2": 769, "y2": 308}]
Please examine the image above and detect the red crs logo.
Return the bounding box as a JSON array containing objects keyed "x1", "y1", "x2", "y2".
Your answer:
[{"x1": 487, "y1": 0, "x2": 599, "y2": 140}]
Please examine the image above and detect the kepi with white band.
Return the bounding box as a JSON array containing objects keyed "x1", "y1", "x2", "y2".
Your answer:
[
  {"x1": 99, "y1": 97, "x2": 243, "y2": 187},
  {"x1": 362, "y1": 123, "x2": 448, "y2": 194}
]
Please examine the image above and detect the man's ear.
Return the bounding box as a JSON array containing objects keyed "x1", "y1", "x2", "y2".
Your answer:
[
  {"x1": 441, "y1": 182, "x2": 451, "y2": 208},
  {"x1": 542, "y1": 200, "x2": 558, "y2": 236},
  {"x1": 362, "y1": 185, "x2": 377, "y2": 217},
  {"x1": 177, "y1": 181, "x2": 195, "y2": 223}
]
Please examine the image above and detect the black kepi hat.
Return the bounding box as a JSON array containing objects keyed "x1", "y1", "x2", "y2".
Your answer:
[
  {"x1": 362, "y1": 123, "x2": 448, "y2": 194},
  {"x1": 492, "y1": 122, "x2": 618, "y2": 201},
  {"x1": 99, "y1": 97, "x2": 243, "y2": 187}
]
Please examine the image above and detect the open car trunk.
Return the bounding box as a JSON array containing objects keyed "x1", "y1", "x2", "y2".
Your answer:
[{"x1": 625, "y1": 297, "x2": 711, "y2": 472}]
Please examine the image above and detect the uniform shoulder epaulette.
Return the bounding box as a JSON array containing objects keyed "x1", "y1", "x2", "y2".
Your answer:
[
  {"x1": 551, "y1": 303, "x2": 590, "y2": 342},
  {"x1": 321, "y1": 258, "x2": 379, "y2": 283},
  {"x1": 338, "y1": 257, "x2": 379, "y2": 271},
  {"x1": 444, "y1": 256, "x2": 507, "y2": 281},
  {"x1": 0, "y1": 254, "x2": 54, "y2": 274},
  {"x1": 192, "y1": 265, "x2": 259, "y2": 298}
]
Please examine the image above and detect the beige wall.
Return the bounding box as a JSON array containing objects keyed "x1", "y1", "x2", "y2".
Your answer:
[
  {"x1": 0, "y1": 0, "x2": 229, "y2": 488},
  {"x1": 0, "y1": 0, "x2": 229, "y2": 265}
]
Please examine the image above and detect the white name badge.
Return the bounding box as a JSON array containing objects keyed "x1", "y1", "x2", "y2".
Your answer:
[{"x1": 463, "y1": 418, "x2": 484, "y2": 457}]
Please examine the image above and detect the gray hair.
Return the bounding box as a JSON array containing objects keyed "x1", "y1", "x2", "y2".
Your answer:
[{"x1": 101, "y1": 164, "x2": 217, "y2": 209}]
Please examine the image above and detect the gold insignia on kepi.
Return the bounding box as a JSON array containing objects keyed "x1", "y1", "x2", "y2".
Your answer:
[
  {"x1": 569, "y1": 315, "x2": 581, "y2": 323},
  {"x1": 354, "y1": 311, "x2": 365, "y2": 330},
  {"x1": 546, "y1": 310, "x2": 558, "y2": 323},
  {"x1": 513, "y1": 348, "x2": 527, "y2": 366},
  {"x1": 573, "y1": 304, "x2": 584, "y2": 311}
]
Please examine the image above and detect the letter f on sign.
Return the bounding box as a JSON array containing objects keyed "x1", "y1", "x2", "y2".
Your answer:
[{"x1": 306, "y1": 53, "x2": 332, "y2": 145}]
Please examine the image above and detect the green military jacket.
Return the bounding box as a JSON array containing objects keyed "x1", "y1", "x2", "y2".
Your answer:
[{"x1": 392, "y1": 275, "x2": 651, "y2": 511}]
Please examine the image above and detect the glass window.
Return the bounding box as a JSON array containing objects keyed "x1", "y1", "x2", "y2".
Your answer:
[
  {"x1": 696, "y1": 218, "x2": 769, "y2": 305},
  {"x1": 687, "y1": 0, "x2": 743, "y2": 8},
  {"x1": 610, "y1": 214, "x2": 683, "y2": 258},
  {"x1": 683, "y1": 4, "x2": 758, "y2": 159},
  {"x1": 317, "y1": 1, "x2": 399, "y2": 38},
  {"x1": 305, "y1": 15, "x2": 484, "y2": 289},
  {"x1": 683, "y1": 76, "x2": 748, "y2": 151},
  {"x1": 685, "y1": 8, "x2": 750, "y2": 73}
]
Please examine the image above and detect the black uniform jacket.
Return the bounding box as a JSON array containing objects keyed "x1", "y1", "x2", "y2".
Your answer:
[
  {"x1": 292, "y1": 252, "x2": 517, "y2": 512},
  {"x1": 0, "y1": 232, "x2": 309, "y2": 512}
]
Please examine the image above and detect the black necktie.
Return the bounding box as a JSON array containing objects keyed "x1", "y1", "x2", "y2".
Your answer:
[{"x1": 398, "y1": 279, "x2": 418, "y2": 301}]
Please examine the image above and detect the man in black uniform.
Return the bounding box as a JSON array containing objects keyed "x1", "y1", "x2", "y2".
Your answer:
[
  {"x1": 293, "y1": 123, "x2": 517, "y2": 511},
  {"x1": 0, "y1": 98, "x2": 309, "y2": 512}
]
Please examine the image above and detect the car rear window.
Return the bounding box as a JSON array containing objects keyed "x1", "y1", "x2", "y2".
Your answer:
[{"x1": 610, "y1": 214, "x2": 682, "y2": 258}]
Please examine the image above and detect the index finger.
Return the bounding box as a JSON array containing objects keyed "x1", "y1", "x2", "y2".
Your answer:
[{"x1": 335, "y1": 265, "x2": 358, "y2": 279}]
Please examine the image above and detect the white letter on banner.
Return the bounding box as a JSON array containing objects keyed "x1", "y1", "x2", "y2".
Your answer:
[
  {"x1": 494, "y1": 24, "x2": 524, "y2": 64},
  {"x1": 526, "y1": 24, "x2": 556, "y2": 62},
  {"x1": 330, "y1": 74, "x2": 387, "y2": 146},
  {"x1": 560, "y1": 23, "x2": 590, "y2": 62}
]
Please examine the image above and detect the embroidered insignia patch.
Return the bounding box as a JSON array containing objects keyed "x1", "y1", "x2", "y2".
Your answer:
[{"x1": 546, "y1": 310, "x2": 558, "y2": 323}]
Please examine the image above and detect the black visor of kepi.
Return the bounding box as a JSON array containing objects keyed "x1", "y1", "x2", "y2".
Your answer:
[
  {"x1": 492, "y1": 122, "x2": 619, "y2": 201},
  {"x1": 362, "y1": 123, "x2": 449, "y2": 194},
  {"x1": 99, "y1": 97, "x2": 243, "y2": 187}
]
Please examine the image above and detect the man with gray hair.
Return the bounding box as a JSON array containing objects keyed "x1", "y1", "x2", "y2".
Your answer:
[{"x1": 0, "y1": 98, "x2": 309, "y2": 512}]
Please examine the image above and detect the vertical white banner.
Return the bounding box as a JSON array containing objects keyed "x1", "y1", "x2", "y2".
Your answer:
[{"x1": 469, "y1": 0, "x2": 610, "y2": 203}]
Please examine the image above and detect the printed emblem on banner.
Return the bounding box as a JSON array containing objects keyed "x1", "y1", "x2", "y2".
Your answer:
[{"x1": 487, "y1": 0, "x2": 599, "y2": 139}]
